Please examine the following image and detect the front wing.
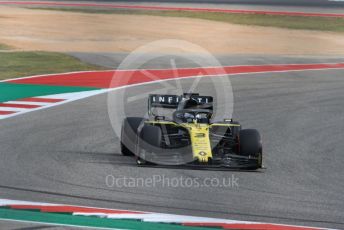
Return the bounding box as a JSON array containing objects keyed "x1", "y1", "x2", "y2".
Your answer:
[{"x1": 138, "y1": 151, "x2": 261, "y2": 170}]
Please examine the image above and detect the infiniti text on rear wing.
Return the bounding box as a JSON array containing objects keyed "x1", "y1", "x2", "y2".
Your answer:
[{"x1": 148, "y1": 94, "x2": 213, "y2": 115}]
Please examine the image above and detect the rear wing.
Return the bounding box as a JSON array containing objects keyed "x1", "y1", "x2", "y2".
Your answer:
[{"x1": 148, "y1": 93, "x2": 213, "y2": 116}]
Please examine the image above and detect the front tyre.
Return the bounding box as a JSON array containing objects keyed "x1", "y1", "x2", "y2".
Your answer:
[{"x1": 239, "y1": 129, "x2": 263, "y2": 169}]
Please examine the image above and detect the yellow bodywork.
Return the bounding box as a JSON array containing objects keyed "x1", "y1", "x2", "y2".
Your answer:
[
  {"x1": 183, "y1": 122, "x2": 212, "y2": 162},
  {"x1": 145, "y1": 121, "x2": 240, "y2": 163}
]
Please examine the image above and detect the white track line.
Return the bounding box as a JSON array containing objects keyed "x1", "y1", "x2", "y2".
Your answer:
[
  {"x1": 3, "y1": 101, "x2": 51, "y2": 106},
  {"x1": 0, "y1": 107, "x2": 27, "y2": 112}
]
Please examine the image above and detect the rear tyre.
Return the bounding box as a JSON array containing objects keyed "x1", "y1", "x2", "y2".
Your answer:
[{"x1": 121, "y1": 117, "x2": 144, "y2": 156}]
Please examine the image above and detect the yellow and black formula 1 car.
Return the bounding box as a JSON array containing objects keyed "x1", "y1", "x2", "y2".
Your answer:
[{"x1": 121, "y1": 93, "x2": 263, "y2": 170}]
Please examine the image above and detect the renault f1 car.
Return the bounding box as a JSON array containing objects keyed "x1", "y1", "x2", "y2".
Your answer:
[{"x1": 121, "y1": 93, "x2": 263, "y2": 170}]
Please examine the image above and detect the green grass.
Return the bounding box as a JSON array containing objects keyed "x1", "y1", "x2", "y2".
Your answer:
[
  {"x1": 0, "y1": 43, "x2": 12, "y2": 50},
  {"x1": 0, "y1": 51, "x2": 106, "y2": 80},
  {"x1": 30, "y1": 7, "x2": 344, "y2": 32}
]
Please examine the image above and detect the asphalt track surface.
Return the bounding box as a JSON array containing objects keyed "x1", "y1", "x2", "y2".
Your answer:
[{"x1": 0, "y1": 55, "x2": 344, "y2": 229}]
